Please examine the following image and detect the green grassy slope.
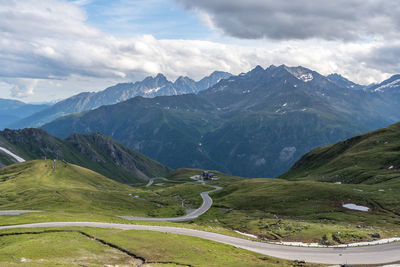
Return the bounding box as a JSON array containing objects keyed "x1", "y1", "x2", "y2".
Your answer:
[
  {"x1": 0, "y1": 227, "x2": 301, "y2": 267},
  {"x1": 199, "y1": 177, "x2": 400, "y2": 244},
  {"x1": 0, "y1": 230, "x2": 140, "y2": 266},
  {"x1": 0, "y1": 160, "x2": 154, "y2": 214},
  {"x1": 0, "y1": 160, "x2": 208, "y2": 220},
  {"x1": 168, "y1": 163, "x2": 400, "y2": 245},
  {"x1": 280, "y1": 122, "x2": 400, "y2": 184},
  {"x1": 191, "y1": 123, "x2": 400, "y2": 243}
]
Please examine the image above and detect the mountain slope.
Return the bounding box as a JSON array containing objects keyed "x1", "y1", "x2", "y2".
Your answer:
[
  {"x1": 65, "y1": 132, "x2": 171, "y2": 181},
  {"x1": 367, "y1": 74, "x2": 400, "y2": 122},
  {"x1": 0, "y1": 128, "x2": 170, "y2": 183},
  {"x1": 42, "y1": 94, "x2": 224, "y2": 172},
  {"x1": 327, "y1": 73, "x2": 364, "y2": 90},
  {"x1": 0, "y1": 160, "x2": 157, "y2": 214},
  {"x1": 198, "y1": 65, "x2": 384, "y2": 176},
  {"x1": 42, "y1": 65, "x2": 400, "y2": 177},
  {"x1": 10, "y1": 71, "x2": 231, "y2": 129},
  {"x1": 199, "y1": 65, "x2": 397, "y2": 176},
  {"x1": 0, "y1": 99, "x2": 49, "y2": 129},
  {"x1": 281, "y1": 122, "x2": 400, "y2": 184}
]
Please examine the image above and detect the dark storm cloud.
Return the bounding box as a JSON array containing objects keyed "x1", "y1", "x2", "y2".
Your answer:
[
  {"x1": 363, "y1": 44, "x2": 400, "y2": 74},
  {"x1": 176, "y1": 0, "x2": 400, "y2": 41}
]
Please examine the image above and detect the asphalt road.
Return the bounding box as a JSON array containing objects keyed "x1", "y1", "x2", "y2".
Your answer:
[
  {"x1": 0, "y1": 221, "x2": 399, "y2": 265},
  {"x1": 0, "y1": 210, "x2": 41, "y2": 215},
  {"x1": 1, "y1": 160, "x2": 399, "y2": 264},
  {"x1": 145, "y1": 177, "x2": 182, "y2": 187},
  {"x1": 119, "y1": 185, "x2": 222, "y2": 222}
]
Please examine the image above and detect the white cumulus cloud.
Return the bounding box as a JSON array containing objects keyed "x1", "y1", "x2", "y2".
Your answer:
[
  {"x1": 0, "y1": 0, "x2": 398, "y2": 100},
  {"x1": 6, "y1": 78, "x2": 38, "y2": 98}
]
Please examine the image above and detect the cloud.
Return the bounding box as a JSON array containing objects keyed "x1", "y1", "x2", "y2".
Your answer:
[
  {"x1": 363, "y1": 42, "x2": 400, "y2": 75},
  {"x1": 175, "y1": 0, "x2": 400, "y2": 41},
  {"x1": 7, "y1": 78, "x2": 38, "y2": 98},
  {"x1": 0, "y1": 0, "x2": 398, "y2": 100}
]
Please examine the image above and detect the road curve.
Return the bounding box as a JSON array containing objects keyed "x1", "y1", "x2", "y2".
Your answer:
[
  {"x1": 145, "y1": 177, "x2": 182, "y2": 187},
  {"x1": 119, "y1": 185, "x2": 222, "y2": 222},
  {"x1": 0, "y1": 221, "x2": 399, "y2": 265}
]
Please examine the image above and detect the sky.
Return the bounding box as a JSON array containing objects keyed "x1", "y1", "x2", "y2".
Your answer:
[{"x1": 0, "y1": 0, "x2": 400, "y2": 102}]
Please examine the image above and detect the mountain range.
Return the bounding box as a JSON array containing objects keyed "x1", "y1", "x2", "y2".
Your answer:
[
  {"x1": 0, "y1": 99, "x2": 49, "y2": 129},
  {"x1": 9, "y1": 71, "x2": 231, "y2": 129},
  {"x1": 40, "y1": 65, "x2": 400, "y2": 177},
  {"x1": 0, "y1": 128, "x2": 170, "y2": 184}
]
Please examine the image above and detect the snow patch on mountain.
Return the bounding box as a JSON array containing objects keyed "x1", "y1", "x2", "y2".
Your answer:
[
  {"x1": 284, "y1": 66, "x2": 314, "y2": 82},
  {"x1": 343, "y1": 203, "x2": 369, "y2": 212},
  {"x1": 298, "y1": 73, "x2": 314, "y2": 82},
  {"x1": 144, "y1": 87, "x2": 162, "y2": 94},
  {"x1": 373, "y1": 79, "x2": 400, "y2": 92},
  {"x1": 0, "y1": 146, "x2": 25, "y2": 162}
]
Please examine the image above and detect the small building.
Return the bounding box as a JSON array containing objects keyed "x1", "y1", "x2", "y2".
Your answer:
[{"x1": 201, "y1": 171, "x2": 219, "y2": 180}]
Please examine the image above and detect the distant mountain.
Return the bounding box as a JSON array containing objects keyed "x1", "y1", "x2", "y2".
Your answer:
[
  {"x1": 44, "y1": 94, "x2": 223, "y2": 172},
  {"x1": 10, "y1": 71, "x2": 232, "y2": 129},
  {"x1": 281, "y1": 122, "x2": 400, "y2": 184},
  {"x1": 368, "y1": 74, "x2": 400, "y2": 94},
  {"x1": 41, "y1": 65, "x2": 400, "y2": 177},
  {"x1": 364, "y1": 74, "x2": 400, "y2": 123},
  {"x1": 0, "y1": 99, "x2": 49, "y2": 129},
  {"x1": 0, "y1": 128, "x2": 170, "y2": 184},
  {"x1": 327, "y1": 73, "x2": 364, "y2": 90},
  {"x1": 196, "y1": 64, "x2": 394, "y2": 176}
]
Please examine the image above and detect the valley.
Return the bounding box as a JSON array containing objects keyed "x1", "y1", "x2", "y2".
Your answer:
[
  {"x1": 1, "y1": 121, "x2": 400, "y2": 266},
  {"x1": 1, "y1": 72, "x2": 400, "y2": 265},
  {"x1": 40, "y1": 65, "x2": 400, "y2": 178},
  {"x1": 2, "y1": 1, "x2": 400, "y2": 265}
]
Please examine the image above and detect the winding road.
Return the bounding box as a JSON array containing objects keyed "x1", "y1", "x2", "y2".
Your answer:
[
  {"x1": 0, "y1": 221, "x2": 399, "y2": 265},
  {"x1": 120, "y1": 177, "x2": 222, "y2": 222},
  {"x1": 1, "y1": 157, "x2": 400, "y2": 264},
  {"x1": 145, "y1": 177, "x2": 182, "y2": 187}
]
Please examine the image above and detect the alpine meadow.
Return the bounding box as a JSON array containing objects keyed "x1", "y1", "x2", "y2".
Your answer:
[{"x1": 1, "y1": 1, "x2": 400, "y2": 266}]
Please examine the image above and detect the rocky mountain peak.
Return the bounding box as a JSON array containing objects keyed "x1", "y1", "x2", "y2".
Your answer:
[{"x1": 155, "y1": 73, "x2": 168, "y2": 82}]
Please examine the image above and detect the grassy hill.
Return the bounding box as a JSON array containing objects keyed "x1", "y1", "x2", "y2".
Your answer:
[
  {"x1": 0, "y1": 227, "x2": 297, "y2": 267},
  {"x1": 0, "y1": 163, "x2": 302, "y2": 267},
  {"x1": 184, "y1": 123, "x2": 400, "y2": 244},
  {"x1": 0, "y1": 160, "x2": 210, "y2": 222},
  {"x1": 193, "y1": 176, "x2": 400, "y2": 245},
  {"x1": 0, "y1": 128, "x2": 170, "y2": 184},
  {"x1": 163, "y1": 121, "x2": 400, "y2": 244},
  {"x1": 0, "y1": 160, "x2": 155, "y2": 214},
  {"x1": 0, "y1": 162, "x2": 294, "y2": 266},
  {"x1": 280, "y1": 122, "x2": 400, "y2": 184}
]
